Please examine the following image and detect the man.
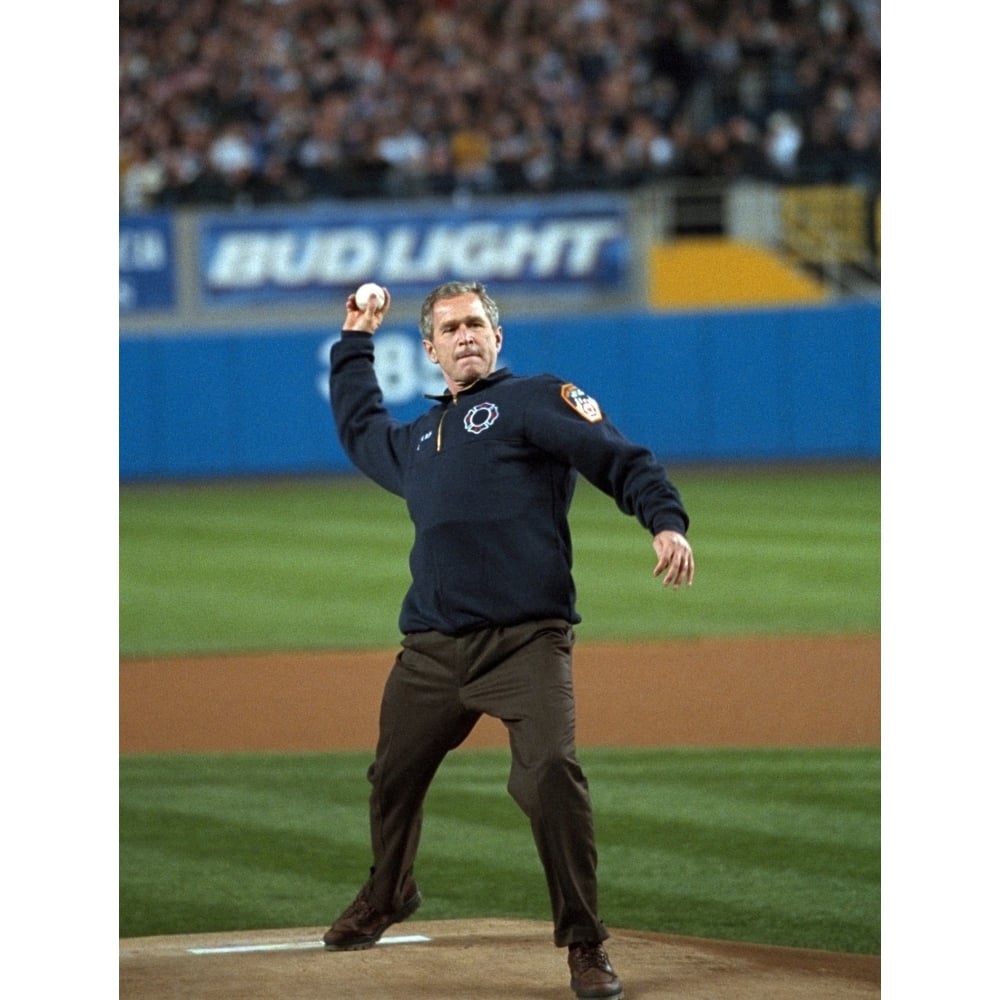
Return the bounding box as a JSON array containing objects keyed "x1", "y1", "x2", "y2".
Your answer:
[{"x1": 323, "y1": 280, "x2": 694, "y2": 1000}]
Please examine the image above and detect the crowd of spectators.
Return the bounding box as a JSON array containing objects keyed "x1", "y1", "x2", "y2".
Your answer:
[{"x1": 119, "y1": 0, "x2": 880, "y2": 212}]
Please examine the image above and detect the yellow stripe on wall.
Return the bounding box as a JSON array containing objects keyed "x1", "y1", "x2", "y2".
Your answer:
[{"x1": 648, "y1": 238, "x2": 829, "y2": 309}]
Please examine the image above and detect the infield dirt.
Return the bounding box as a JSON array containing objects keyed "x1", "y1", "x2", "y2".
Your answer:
[{"x1": 119, "y1": 633, "x2": 880, "y2": 999}]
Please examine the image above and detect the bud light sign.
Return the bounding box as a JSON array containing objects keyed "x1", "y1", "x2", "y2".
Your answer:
[{"x1": 198, "y1": 196, "x2": 629, "y2": 306}]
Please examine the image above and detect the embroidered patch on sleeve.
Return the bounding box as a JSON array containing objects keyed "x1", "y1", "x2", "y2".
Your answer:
[{"x1": 560, "y1": 383, "x2": 604, "y2": 423}]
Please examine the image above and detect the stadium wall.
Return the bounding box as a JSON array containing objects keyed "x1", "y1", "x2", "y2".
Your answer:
[{"x1": 119, "y1": 193, "x2": 880, "y2": 480}]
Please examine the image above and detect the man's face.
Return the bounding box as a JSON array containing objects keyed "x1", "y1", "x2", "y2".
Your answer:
[{"x1": 422, "y1": 292, "x2": 503, "y2": 394}]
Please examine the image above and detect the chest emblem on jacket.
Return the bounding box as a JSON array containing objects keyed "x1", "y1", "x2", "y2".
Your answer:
[
  {"x1": 463, "y1": 402, "x2": 499, "y2": 435},
  {"x1": 560, "y1": 384, "x2": 604, "y2": 423}
]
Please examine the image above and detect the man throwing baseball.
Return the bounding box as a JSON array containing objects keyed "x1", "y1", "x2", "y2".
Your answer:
[{"x1": 322, "y1": 280, "x2": 694, "y2": 1000}]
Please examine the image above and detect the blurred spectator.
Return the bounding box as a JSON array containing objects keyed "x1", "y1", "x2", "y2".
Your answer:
[
  {"x1": 119, "y1": 0, "x2": 880, "y2": 210},
  {"x1": 120, "y1": 137, "x2": 167, "y2": 211},
  {"x1": 375, "y1": 112, "x2": 432, "y2": 197},
  {"x1": 208, "y1": 122, "x2": 258, "y2": 188},
  {"x1": 763, "y1": 110, "x2": 804, "y2": 179},
  {"x1": 620, "y1": 111, "x2": 679, "y2": 181}
]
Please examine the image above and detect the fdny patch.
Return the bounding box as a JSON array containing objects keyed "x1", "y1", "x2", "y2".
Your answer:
[
  {"x1": 560, "y1": 383, "x2": 604, "y2": 423},
  {"x1": 464, "y1": 401, "x2": 499, "y2": 434}
]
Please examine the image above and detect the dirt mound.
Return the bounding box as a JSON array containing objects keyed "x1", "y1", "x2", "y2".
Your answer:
[{"x1": 120, "y1": 918, "x2": 880, "y2": 999}]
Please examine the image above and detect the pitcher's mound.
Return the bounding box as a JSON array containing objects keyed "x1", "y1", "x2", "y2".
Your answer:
[{"x1": 120, "y1": 917, "x2": 879, "y2": 999}]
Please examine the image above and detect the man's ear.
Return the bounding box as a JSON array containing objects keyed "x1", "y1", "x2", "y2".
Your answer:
[
  {"x1": 495, "y1": 326, "x2": 503, "y2": 354},
  {"x1": 422, "y1": 338, "x2": 438, "y2": 365}
]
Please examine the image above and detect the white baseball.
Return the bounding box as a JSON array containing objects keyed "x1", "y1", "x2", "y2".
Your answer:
[{"x1": 355, "y1": 282, "x2": 386, "y2": 310}]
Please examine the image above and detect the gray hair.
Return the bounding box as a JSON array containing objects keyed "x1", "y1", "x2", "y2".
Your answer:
[{"x1": 418, "y1": 281, "x2": 501, "y2": 341}]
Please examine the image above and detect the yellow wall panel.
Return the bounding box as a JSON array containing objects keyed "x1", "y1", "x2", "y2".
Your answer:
[{"x1": 648, "y1": 238, "x2": 829, "y2": 309}]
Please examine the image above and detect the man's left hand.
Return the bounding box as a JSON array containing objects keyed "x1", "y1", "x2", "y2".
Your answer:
[{"x1": 651, "y1": 531, "x2": 695, "y2": 589}]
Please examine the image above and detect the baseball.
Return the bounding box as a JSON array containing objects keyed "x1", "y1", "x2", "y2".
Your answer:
[{"x1": 355, "y1": 282, "x2": 386, "y2": 310}]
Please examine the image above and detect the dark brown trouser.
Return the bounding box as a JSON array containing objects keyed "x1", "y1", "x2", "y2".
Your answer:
[{"x1": 362, "y1": 618, "x2": 608, "y2": 947}]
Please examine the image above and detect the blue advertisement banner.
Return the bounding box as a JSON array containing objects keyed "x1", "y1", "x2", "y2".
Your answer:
[
  {"x1": 120, "y1": 302, "x2": 880, "y2": 480},
  {"x1": 197, "y1": 195, "x2": 630, "y2": 307},
  {"x1": 119, "y1": 213, "x2": 176, "y2": 312}
]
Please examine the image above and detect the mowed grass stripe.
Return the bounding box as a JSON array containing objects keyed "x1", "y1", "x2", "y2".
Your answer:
[
  {"x1": 120, "y1": 467, "x2": 879, "y2": 655},
  {"x1": 120, "y1": 748, "x2": 879, "y2": 953}
]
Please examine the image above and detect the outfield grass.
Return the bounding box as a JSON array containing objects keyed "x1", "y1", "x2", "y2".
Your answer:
[
  {"x1": 119, "y1": 747, "x2": 879, "y2": 954},
  {"x1": 119, "y1": 465, "x2": 880, "y2": 655}
]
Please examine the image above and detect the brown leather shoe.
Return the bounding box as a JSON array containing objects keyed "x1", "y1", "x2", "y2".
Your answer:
[
  {"x1": 322, "y1": 880, "x2": 422, "y2": 951},
  {"x1": 568, "y1": 941, "x2": 624, "y2": 999}
]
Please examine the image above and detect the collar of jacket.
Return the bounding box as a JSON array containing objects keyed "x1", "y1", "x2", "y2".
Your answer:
[{"x1": 425, "y1": 367, "x2": 512, "y2": 403}]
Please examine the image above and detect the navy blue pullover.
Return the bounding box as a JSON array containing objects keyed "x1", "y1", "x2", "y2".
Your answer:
[{"x1": 330, "y1": 332, "x2": 689, "y2": 636}]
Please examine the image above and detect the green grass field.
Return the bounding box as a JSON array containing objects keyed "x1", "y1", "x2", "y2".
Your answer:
[
  {"x1": 119, "y1": 466, "x2": 880, "y2": 655},
  {"x1": 119, "y1": 465, "x2": 880, "y2": 953},
  {"x1": 119, "y1": 748, "x2": 879, "y2": 953}
]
